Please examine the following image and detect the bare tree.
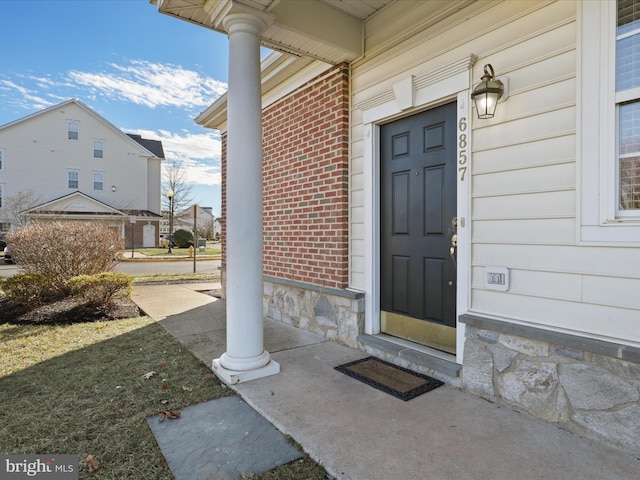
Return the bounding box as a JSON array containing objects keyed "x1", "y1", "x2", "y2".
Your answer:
[
  {"x1": 0, "y1": 189, "x2": 42, "y2": 228},
  {"x1": 163, "y1": 157, "x2": 194, "y2": 217}
]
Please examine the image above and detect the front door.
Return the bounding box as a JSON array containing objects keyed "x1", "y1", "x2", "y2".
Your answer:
[{"x1": 380, "y1": 102, "x2": 457, "y2": 354}]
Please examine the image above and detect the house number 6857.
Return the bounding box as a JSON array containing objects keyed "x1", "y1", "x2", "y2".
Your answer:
[{"x1": 458, "y1": 117, "x2": 468, "y2": 181}]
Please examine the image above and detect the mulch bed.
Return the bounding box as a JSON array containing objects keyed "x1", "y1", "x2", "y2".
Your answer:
[{"x1": 0, "y1": 297, "x2": 143, "y2": 325}]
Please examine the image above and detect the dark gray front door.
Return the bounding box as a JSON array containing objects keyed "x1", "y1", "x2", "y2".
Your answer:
[{"x1": 380, "y1": 102, "x2": 457, "y2": 351}]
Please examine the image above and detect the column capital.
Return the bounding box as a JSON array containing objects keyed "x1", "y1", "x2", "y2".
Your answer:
[{"x1": 219, "y1": 2, "x2": 274, "y2": 36}]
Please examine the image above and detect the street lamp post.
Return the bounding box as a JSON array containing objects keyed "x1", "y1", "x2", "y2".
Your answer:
[{"x1": 166, "y1": 188, "x2": 174, "y2": 254}]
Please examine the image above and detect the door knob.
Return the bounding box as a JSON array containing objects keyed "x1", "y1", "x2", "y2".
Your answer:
[{"x1": 451, "y1": 234, "x2": 458, "y2": 247}]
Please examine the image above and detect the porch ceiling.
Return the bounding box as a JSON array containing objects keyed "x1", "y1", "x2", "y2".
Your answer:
[{"x1": 152, "y1": 0, "x2": 393, "y2": 64}]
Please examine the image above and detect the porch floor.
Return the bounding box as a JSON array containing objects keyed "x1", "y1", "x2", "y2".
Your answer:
[{"x1": 132, "y1": 283, "x2": 640, "y2": 480}]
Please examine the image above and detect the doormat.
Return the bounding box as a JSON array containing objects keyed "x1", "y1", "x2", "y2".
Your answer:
[{"x1": 335, "y1": 357, "x2": 444, "y2": 401}]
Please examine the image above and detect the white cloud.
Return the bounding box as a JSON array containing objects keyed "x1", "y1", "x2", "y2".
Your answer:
[
  {"x1": 127, "y1": 128, "x2": 221, "y2": 187},
  {"x1": 68, "y1": 60, "x2": 227, "y2": 110},
  {"x1": 0, "y1": 79, "x2": 55, "y2": 111}
]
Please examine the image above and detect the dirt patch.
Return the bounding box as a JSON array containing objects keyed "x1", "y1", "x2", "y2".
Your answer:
[{"x1": 0, "y1": 296, "x2": 143, "y2": 325}]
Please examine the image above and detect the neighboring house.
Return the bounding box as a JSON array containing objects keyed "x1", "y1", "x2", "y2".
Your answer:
[
  {"x1": 161, "y1": 204, "x2": 217, "y2": 241},
  {"x1": 153, "y1": 0, "x2": 640, "y2": 455},
  {"x1": 174, "y1": 204, "x2": 217, "y2": 240},
  {"x1": 213, "y1": 217, "x2": 222, "y2": 240},
  {"x1": 0, "y1": 99, "x2": 164, "y2": 247}
]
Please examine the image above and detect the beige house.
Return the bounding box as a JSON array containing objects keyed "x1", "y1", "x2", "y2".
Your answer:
[
  {"x1": 0, "y1": 99, "x2": 164, "y2": 247},
  {"x1": 153, "y1": 0, "x2": 640, "y2": 456}
]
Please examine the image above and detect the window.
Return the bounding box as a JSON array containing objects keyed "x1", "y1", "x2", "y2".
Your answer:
[
  {"x1": 579, "y1": 0, "x2": 640, "y2": 243},
  {"x1": 68, "y1": 170, "x2": 79, "y2": 189},
  {"x1": 93, "y1": 172, "x2": 104, "y2": 191},
  {"x1": 93, "y1": 140, "x2": 104, "y2": 158},
  {"x1": 617, "y1": 0, "x2": 640, "y2": 214},
  {"x1": 67, "y1": 121, "x2": 79, "y2": 140},
  {"x1": 0, "y1": 148, "x2": 4, "y2": 170}
]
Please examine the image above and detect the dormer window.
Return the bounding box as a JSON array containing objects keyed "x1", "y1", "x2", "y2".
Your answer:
[
  {"x1": 93, "y1": 140, "x2": 104, "y2": 158},
  {"x1": 67, "y1": 121, "x2": 79, "y2": 140}
]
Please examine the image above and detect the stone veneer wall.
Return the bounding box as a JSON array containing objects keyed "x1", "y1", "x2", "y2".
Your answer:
[
  {"x1": 263, "y1": 277, "x2": 364, "y2": 348},
  {"x1": 460, "y1": 314, "x2": 640, "y2": 456}
]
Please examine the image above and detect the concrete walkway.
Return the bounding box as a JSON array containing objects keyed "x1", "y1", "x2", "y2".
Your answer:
[{"x1": 132, "y1": 284, "x2": 640, "y2": 480}]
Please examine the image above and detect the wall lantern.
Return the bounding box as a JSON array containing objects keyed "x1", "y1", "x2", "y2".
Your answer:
[{"x1": 471, "y1": 64, "x2": 507, "y2": 119}]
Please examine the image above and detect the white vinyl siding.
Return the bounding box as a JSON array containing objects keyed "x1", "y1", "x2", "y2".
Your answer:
[
  {"x1": 0, "y1": 148, "x2": 4, "y2": 170},
  {"x1": 349, "y1": 0, "x2": 640, "y2": 345}
]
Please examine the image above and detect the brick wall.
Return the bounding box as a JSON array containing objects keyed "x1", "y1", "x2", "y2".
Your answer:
[{"x1": 221, "y1": 63, "x2": 350, "y2": 290}]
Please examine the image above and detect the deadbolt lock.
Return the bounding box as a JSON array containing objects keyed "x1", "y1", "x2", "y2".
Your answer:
[{"x1": 451, "y1": 234, "x2": 458, "y2": 247}]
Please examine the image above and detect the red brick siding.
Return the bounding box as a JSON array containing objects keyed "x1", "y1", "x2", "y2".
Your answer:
[{"x1": 221, "y1": 64, "x2": 350, "y2": 289}]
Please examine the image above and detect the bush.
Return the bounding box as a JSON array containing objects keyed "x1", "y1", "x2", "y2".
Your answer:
[
  {"x1": 69, "y1": 272, "x2": 133, "y2": 307},
  {"x1": 6, "y1": 221, "x2": 124, "y2": 296},
  {"x1": 173, "y1": 229, "x2": 194, "y2": 248},
  {"x1": 0, "y1": 273, "x2": 58, "y2": 305}
]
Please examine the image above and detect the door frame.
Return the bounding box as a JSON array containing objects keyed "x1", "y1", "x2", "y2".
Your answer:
[{"x1": 361, "y1": 57, "x2": 474, "y2": 365}]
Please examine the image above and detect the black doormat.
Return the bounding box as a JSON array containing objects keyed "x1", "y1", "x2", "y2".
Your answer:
[{"x1": 334, "y1": 356, "x2": 444, "y2": 401}]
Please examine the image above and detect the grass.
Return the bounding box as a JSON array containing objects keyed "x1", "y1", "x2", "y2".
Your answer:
[
  {"x1": 0, "y1": 304, "x2": 329, "y2": 479},
  {"x1": 132, "y1": 272, "x2": 221, "y2": 284},
  {"x1": 135, "y1": 247, "x2": 221, "y2": 256}
]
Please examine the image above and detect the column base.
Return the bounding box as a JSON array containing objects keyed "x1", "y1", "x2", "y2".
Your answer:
[{"x1": 212, "y1": 357, "x2": 280, "y2": 385}]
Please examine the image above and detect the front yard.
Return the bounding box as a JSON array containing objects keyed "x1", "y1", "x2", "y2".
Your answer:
[{"x1": 0, "y1": 282, "x2": 329, "y2": 479}]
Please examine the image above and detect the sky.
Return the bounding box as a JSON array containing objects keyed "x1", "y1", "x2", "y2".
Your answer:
[{"x1": 0, "y1": 0, "x2": 236, "y2": 216}]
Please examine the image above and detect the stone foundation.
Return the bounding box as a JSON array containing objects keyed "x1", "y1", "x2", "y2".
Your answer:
[
  {"x1": 460, "y1": 314, "x2": 640, "y2": 456},
  {"x1": 263, "y1": 276, "x2": 365, "y2": 347}
]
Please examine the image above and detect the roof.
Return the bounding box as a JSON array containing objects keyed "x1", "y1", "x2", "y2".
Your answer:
[
  {"x1": 127, "y1": 134, "x2": 166, "y2": 159},
  {"x1": 25, "y1": 192, "x2": 161, "y2": 219}
]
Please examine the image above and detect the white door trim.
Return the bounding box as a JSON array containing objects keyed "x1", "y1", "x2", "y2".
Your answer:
[{"x1": 361, "y1": 57, "x2": 474, "y2": 365}]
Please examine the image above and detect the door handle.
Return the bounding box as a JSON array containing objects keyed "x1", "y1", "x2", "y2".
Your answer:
[{"x1": 450, "y1": 246, "x2": 456, "y2": 267}]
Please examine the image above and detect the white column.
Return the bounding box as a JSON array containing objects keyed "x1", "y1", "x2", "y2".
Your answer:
[{"x1": 212, "y1": 11, "x2": 279, "y2": 384}]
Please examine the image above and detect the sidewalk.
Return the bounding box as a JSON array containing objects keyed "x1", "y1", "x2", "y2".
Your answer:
[{"x1": 132, "y1": 284, "x2": 640, "y2": 480}]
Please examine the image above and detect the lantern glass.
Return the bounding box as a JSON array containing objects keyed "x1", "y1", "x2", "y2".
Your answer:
[{"x1": 471, "y1": 64, "x2": 504, "y2": 119}]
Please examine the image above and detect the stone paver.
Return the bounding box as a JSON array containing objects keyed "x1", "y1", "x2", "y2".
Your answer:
[{"x1": 146, "y1": 396, "x2": 302, "y2": 480}]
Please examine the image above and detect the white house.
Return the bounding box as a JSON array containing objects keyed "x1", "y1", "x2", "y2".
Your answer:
[
  {"x1": 152, "y1": 0, "x2": 640, "y2": 456},
  {"x1": 174, "y1": 204, "x2": 217, "y2": 239},
  {"x1": 0, "y1": 99, "x2": 164, "y2": 247}
]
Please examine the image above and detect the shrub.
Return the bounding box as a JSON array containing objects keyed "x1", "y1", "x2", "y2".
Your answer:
[
  {"x1": 173, "y1": 229, "x2": 194, "y2": 248},
  {"x1": 69, "y1": 272, "x2": 133, "y2": 307},
  {"x1": 0, "y1": 273, "x2": 58, "y2": 305},
  {"x1": 7, "y1": 221, "x2": 124, "y2": 296}
]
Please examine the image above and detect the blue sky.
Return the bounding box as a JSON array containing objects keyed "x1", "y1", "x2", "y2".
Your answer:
[{"x1": 0, "y1": 0, "x2": 234, "y2": 216}]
